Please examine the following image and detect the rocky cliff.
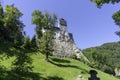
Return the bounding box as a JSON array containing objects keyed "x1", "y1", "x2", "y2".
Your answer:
[{"x1": 52, "y1": 18, "x2": 88, "y2": 61}]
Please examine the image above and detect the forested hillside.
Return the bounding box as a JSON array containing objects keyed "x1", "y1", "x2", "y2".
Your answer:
[
  {"x1": 0, "y1": 40, "x2": 118, "y2": 80},
  {"x1": 82, "y1": 42, "x2": 120, "y2": 75}
]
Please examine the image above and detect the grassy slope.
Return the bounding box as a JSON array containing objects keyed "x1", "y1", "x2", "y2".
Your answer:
[
  {"x1": 1, "y1": 52, "x2": 118, "y2": 80},
  {"x1": 31, "y1": 53, "x2": 118, "y2": 80},
  {"x1": 0, "y1": 41, "x2": 118, "y2": 80}
]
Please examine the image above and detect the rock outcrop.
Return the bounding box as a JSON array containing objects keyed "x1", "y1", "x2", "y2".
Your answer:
[{"x1": 52, "y1": 18, "x2": 88, "y2": 61}]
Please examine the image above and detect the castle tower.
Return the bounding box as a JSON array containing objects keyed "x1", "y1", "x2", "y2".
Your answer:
[{"x1": 58, "y1": 18, "x2": 67, "y2": 32}]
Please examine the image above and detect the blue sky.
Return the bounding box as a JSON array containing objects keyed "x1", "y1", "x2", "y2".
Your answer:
[{"x1": 3, "y1": 0, "x2": 120, "y2": 49}]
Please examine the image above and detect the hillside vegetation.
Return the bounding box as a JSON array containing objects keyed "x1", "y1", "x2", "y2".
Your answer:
[
  {"x1": 0, "y1": 41, "x2": 118, "y2": 80},
  {"x1": 82, "y1": 42, "x2": 120, "y2": 75}
]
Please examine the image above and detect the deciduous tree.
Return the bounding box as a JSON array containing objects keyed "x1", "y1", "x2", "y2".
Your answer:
[
  {"x1": 32, "y1": 10, "x2": 57, "y2": 61},
  {"x1": 1, "y1": 5, "x2": 24, "y2": 46}
]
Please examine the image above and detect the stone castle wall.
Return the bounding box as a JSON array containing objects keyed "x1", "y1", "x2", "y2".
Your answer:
[{"x1": 52, "y1": 18, "x2": 88, "y2": 61}]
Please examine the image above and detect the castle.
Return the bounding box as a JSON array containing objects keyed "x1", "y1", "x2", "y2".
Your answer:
[{"x1": 52, "y1": 18, "x2": 88, "y2": 61}]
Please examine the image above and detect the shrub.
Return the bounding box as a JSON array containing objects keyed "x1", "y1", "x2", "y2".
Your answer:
[{"x1": 70, "y1": 54, "x2": 77, "y2": 59}]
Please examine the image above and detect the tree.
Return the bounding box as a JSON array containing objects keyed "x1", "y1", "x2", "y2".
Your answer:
[
  {"x1": 0, "y1": 4, "x2": 34, "y2": 79},
  {"x1": 32, "y1": 10, "x2": 57, "y2": 61},
  {"x1": 3, "y1": 5, "x2": 24, "y2": 45},
  {"x1": 83, "y1": 42, "x2": 120, "y2": 74},
  {"x1": 90, "y1": 0, "x2": 120, "y2": 7},
  {"x1": 90, "y1": 0, "x2": 120, "y2": 37},
  {"x1": 32, "y1": 10, "x2": 44, "y2": 39},
  {"x1": 31, "y1": 35, "x2": 37, "y2": 50},
  {"x1": 0, "y1": 4, "x2": 4, "y2": 38},
  {"x1": 0, "y1": 4, "x2": 24, "y2": 45},
  {"x1": 32, "y1": 10, "x2": 45, "y2": 49},
  {"x1": 23, "y1": 36, "x2": 31, "y2": 49}
]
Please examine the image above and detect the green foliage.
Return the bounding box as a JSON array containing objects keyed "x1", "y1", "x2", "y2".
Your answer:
[
  {"x1": 91, "y1": 0, "x2": 120, "y2": 7},
  {"x1": 113, "y1": 10, "x2": 120, "y2": 26},
  {"x1": 23, "y1": 36, "x2": 31, "y2": 49},
  {"x1": 0, "y1": 4, "x2": 34, "y2": 80},
  {"x1": 0, "y1": 4, "x2": 24, "y2": 46},
  {"x1": 0, "y1": 40, "x2": 34, "y2": 80},
  {"x1": 83, "y1": 42, "x2": 120, "y2": 74},
  {"x1": 12, "y1": 52, "x2": 33, "y2": 73},
  {"x1": 32, "y1": 10, "x2": 44, "y2": 39},
  {"x1": 0, "y1": 4, "x2": 3, "y2": 18},
  {"x1": 31, "y1": 35, "x2": 37, "y2": 50},
  {"x1": 32, "y1": 10, "x2": 57, "y2": 61},
  {"x1": 0, "y1": 4, "x2": 5, "y2": 39},
  {"x1": 4, "y1": 5, "x2": 24, "y2": 40},
  {"x1": 70, "y1": 54, "x2": 77, "y2": 59}
]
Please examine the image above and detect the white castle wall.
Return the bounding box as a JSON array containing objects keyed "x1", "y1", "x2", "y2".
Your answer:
[{"x1": 53, "y1": 18, "x2": 88, "y2": 61}]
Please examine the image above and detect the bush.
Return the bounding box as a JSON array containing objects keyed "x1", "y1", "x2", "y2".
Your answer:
[{"x1": 70, "y1": 54, "x2": 77, "y2": 59}]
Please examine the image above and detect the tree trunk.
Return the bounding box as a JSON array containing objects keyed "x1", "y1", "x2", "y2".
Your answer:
[{"x1": 45, "y1": 52, "x2": 49, "y2": 61}]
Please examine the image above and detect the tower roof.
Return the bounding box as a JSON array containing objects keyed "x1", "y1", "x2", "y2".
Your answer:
[{"x1": 59, "y1": 18, "x2": 67, "y2": 26}]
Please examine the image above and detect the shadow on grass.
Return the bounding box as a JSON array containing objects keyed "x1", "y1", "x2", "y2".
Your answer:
[
  {"x1": 50, "y1": 57, "x2": 71, "y2": 63},
  {"x1": 0, "y1": 66, "x2": 64, "y2": 80},
  {"x1": 0, "y1": 41, "x2": 42, "y2": 80},
  {"x1": 49, "y1": 58, "x2": 88, "y2": 74},
  {"x1": 0, "y1": 68, "x2": 43, "y2": 80},
  {"x1": 46, "y1": 76, "x2": 64, "y2": 80}
]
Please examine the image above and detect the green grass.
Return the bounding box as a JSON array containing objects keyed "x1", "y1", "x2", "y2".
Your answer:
[
  {"x1": 0, "y1": 52, "x2": 119, "y2": 80},
  {"x1": 0, "y1": 41, "x2": 119, "y2": 80},
  {"x1": 31, "y1": 53, "x2": 118, "y2": 80}
]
